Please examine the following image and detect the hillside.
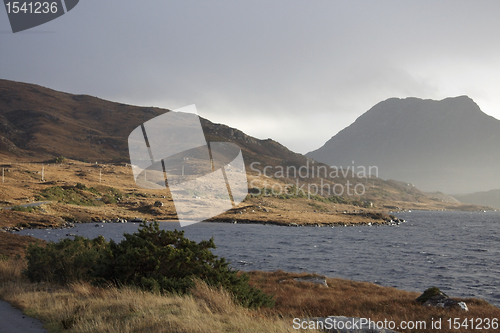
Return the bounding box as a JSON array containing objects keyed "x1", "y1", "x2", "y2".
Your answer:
[
  {"x1": 307, "y1": 96, "x2": 500, "y2": 194},
  {"x1": 453, "y1": 189, "x2": 500, "y2": 209},
  {"x1": 0, "y1": 79, "x2": 305, "y2": 168},
  {"x1": 0, "y1": 80, "x2": 493, "y2": 226}
]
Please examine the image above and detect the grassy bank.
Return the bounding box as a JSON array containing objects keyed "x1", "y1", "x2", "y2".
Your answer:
[
  {"x1": 2, "y1": 227, "x2": 500, "y2": 333},
  {"x1": 1, "y1": 160, "x2": 492, "y2": 232},
  {"x1": 248, "y1": 271, "x2": 500, "y2": 332},
  {"x1": 2, "y1": 255, "x2": 500, "y2": 332},
  {"x1": 0, "y1": 258, "x2": 317, "y2": 333}
]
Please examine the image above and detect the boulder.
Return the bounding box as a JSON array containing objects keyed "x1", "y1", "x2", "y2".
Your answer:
[
  {"x1": 416, "y1": 287, "x2": 468, "y2": 311},
  {"x1": 295, "y1": 275, "x2": 328, "y2": 287},
  {"x1": 153, "y1": 201, "x2": 163, "y2": 207}
]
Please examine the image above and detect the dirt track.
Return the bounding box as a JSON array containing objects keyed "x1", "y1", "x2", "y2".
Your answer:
[{"x1": 0, "y1": 300, "x2": 46, "y2": 333}]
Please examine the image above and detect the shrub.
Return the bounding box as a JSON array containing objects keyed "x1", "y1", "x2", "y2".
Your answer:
[
  {"x1": 24, "y1": 222, "x2": 274, "y2": 309},
  {"x1": 101, "y1": 194, "x2": 116, "y2": 204},
  {"x1": 24, "y1": 235, "x2": 109, "y2": 284},
  {"x1": 10, "y1": 205, "x2": 34, "y2": 213},
  {"x1": 75, "y1": 182, "x2": 86, "y2": 190},
  {"x1": 36, "y1": 184, "x2": 120, "y2": 206},
  {"x1": 415, "y1": 287, "x2": 442, "y2": 304},
  {"x1": 325, "y1": 195, "x2": 348, "y2": 204},
  {"x1": 351, "y1": 200, "x2": 373, "y2": 208},
  {"x1": 36, "y1": 185, "x2": 98, "y2": 206}
]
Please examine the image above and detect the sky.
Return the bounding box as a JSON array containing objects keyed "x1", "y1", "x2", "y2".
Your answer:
[{"x1": 1, "y1": 0, "x2": 500, "y2": 154}]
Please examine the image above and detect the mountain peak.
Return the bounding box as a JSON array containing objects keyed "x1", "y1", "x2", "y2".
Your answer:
[
  {"x1": 368, "y1": 95, "x2": 479, "y2": 116},
  {"x1": 307, "y1": 95, "x2": 500, "y2": 193}
]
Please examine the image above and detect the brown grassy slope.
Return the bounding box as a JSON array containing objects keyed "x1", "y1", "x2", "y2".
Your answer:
[
  {"x1": 0, "y1": 209, "x2": 65, "y2": 229},
  {"x1": 0, "y1": 79, "x2": 305, "y2": 167},
  {"x1": 0, "y1": 161, "x2": 491, "y2": 234},
  {"x1": 1, "y1": 256, "x2": 498, "y2": 333},
  {"x1": 249, "y1": 271, "x2": 500, "y2": 333},
  {"x1": 0, "y1": 233, "x2": 44, "y2": 258},
  {"x1": 0, "y1": 80, "x2": 167, "y2": 162}
]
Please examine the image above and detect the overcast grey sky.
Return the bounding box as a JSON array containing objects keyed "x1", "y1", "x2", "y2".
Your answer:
[{"x1": 1, "y1": 0, "x2": 500, "y2": 153}]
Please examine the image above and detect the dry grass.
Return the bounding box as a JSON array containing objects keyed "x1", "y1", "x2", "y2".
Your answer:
[
  {"x1": 248, "y1": 270, "x2": 500, "y2": 333},
  {"x1": 0, "y1": 258, "x2": 318, "y2": 333},
  {"x1": 0, "y1": 160, "x2": 488, "y2": 232},
  {"x1": 2, "y1": 259, "x2": 500, "y2": 333},
  {"x1": 0, "y1": 232, "x2": 45, "y2": 258}
]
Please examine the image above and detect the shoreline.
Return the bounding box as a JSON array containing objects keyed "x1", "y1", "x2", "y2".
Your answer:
[
  {"x1": 2, "y1": 215, "x2": 407, "y2": 234},
  {"x1": 5, "y1": 205, "x2": 499, "y2": 234}
]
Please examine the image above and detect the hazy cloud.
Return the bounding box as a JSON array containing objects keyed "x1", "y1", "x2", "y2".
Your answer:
[{"x1": 2, "y1": 0, "x2": 500, "y2": 153}]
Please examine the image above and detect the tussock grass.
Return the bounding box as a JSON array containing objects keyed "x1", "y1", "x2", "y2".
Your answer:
[
  {"x1": 4, "y1": 258, "x2": 500, "y2": 333},
  {"x1": 0, "y1": 259, "x2": 317, "y2": 333},
  {"x1": 249, "y1": 271, "x2": 500, "y2": 333}
]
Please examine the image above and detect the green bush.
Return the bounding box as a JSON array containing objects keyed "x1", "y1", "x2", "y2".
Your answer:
[
  {"x1": 308, "y1": 201, "x2": 329, "y2": 212},
  {"x1": 101, "y1": 194, "x2": 116, "y2": 204},
  {"x1": 24, "y1": 235, "x2": 109, "y2": 284},
  {"x1": 36, "y1": 185, "x2": 98, "y2": 206},
  {"x1": 24, "y1": 222, "x2": 274, "y2": 309},
  {"x1": 416, "y1": 287, "x2": 443, "y2": 304},
  {"x1": 326, "y1": 195, "x2": 348, "y2": 204},
  {"x1": 75, "y1": 182, "x2": 87, "y2": 190},
  {"x1": 10, "y1": 205, "x2": 34, "y2": 213},
  {"x1": 36, "y1": 184, "x2": 121, "y2": 206}
]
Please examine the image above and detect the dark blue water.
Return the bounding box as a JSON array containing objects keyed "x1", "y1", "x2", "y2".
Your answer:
[{"x1": 19, "y1": 210, "x2": 500, "y2": 306}]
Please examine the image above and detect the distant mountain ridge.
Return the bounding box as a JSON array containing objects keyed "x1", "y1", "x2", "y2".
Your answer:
[
  {"x1": 453, "y1": 190, "x2": 500, "y2": 209},
  {"x1": 307, "y1": 96, "x2": 500, "y2": 194}
]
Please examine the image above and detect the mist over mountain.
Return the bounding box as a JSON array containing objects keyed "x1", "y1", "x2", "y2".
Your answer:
[
  {"x1": 307, "y1": 96, "x2": 500, "y2": 194},
  {"x1": 452, "y1": 189, "x2": 500, "y2": 210}
]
